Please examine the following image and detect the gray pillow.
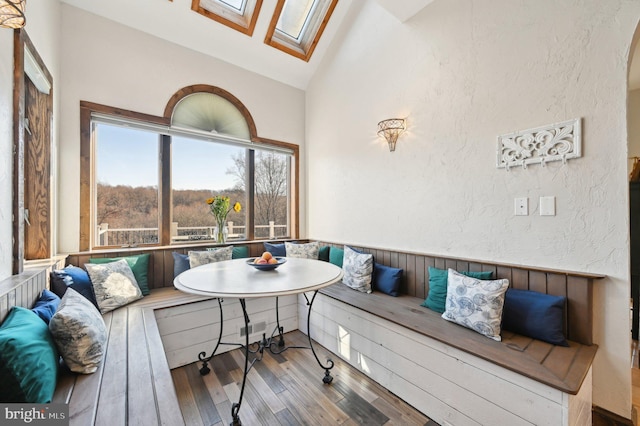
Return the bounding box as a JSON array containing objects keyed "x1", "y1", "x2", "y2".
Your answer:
[
  {"x1": 285, "y1": 241, "x2": 319, "y2": 259},
  {"x1": 49, "y1": 288, "x2": 107, "y2": 374},
  {"x1": 342, "y1": 246, "x2": 373, "y2": 293},
  {"x1": 190, "y1": 246, "x2": 233, "y2": 267},
  {"x1": 442, "y1": 269, "x2": 509, "y2": 341},
  {"x1": 85, "y1": 259, "x2": 143, "y2": 314}
]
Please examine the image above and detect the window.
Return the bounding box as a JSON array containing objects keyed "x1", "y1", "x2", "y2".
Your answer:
[
  {"x1": 171, "y1": 136, "x2": 247, "y2": 243},
  {"x1": 94, "y1": 124, "x2": 160, "y2": 247},
  {"x1": 253, "y1": 150, "x2": 290, "y2": 238},
  {"x1": 264, "y1": 0, "x2": 338, "y2": 61},
  {"x1": 79, "y1": 87, "x2": 299, "y2": 250},
  {"x1": 191, "y1": 0, "x2": 263, "y2": 36}
]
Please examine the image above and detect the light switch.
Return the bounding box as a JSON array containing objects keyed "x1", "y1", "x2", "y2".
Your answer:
[
  {"x1": 540, "y1": 196, "x2": 556, "y2": 216},
  {"x1": 514, "y1": 197, "x2": 528, "y2": 216}
]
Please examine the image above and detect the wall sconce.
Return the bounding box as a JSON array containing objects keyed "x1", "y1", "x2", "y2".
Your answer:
[
  {"x1": 377, "y1": 118, "x2": 406, "y2": 152},
  {"x1": 0, "y1": 0, "x2": 26, "y2": 29}
]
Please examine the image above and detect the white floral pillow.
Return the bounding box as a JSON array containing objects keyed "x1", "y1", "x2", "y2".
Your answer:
[
  {"x1": 342, "y1": 246, "x2": 373, "y2": 293},
  {"x1": 285, "y1": 241, "x2": 319, "y2": 259},
  {"x1": 442, "y1": 269, "x2": 509, "y2": 341},
  {"x1": 190, "y1": 246, "x2": 233, "y2": 267},
  {"x1": 85, "y1": 259, "x2": 143, "y2": 314},
  {"x1": 49, "y1": 288, "x2": 107, "y2": 374}
]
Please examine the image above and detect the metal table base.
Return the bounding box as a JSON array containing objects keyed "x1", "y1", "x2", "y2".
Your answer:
[{"x1": 197, "y1": 291, "x2": 333, "y2": 426}]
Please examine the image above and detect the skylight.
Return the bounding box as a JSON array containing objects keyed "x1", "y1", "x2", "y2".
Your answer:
[
  {"x1": 265, "y1": 0, "x2": 338, "y2": 62},
  {"x1": 192, "y1": 0, "x2": 262, "y2": 36},
  {"x1": 276, "y1": 0, "x2": 316, "y2": 41},
  {"x1": 218, "y1": 0, "x2": 245, "y2": 13}
]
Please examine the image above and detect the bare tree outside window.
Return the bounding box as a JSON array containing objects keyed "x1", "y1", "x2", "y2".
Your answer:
[{"x1": 227, "y1": 150, "x2": 289, "y2": 238}]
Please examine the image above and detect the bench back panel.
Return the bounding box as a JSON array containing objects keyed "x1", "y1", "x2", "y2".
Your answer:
[
  {"x1": 0, "y1": 259, "x2": 65, "y2": 323},
  {"x1": 65, "y1": 241, "x2": 284, "y2": 292},
  {"x1": 317, "y1": 241, "x2": 601, "y2": 346},
  {"x1": 65, "y1": 240, "x2": 600, "y2": 346}
]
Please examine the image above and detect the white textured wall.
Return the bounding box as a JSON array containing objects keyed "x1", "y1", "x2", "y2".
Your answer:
[
  {"x1": 58, "y1": 5, "x2": 306, "y2": 253},
  {"x1": 307, "y1": 0, "x2": 639, "y2": 419},
  {"x1": 0, "y1": 29, "x2": 14, "y2": 281},
  {"x1": 0, "y1": 2, "x2": 61, "y2": 281}
]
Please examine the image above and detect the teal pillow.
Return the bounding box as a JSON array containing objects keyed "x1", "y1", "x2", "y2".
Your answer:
[
  {"x1": 329, "y1": 247, "x2": 344, "y2": 268},
  {"x1": 422, "y1": 267, "x2": 493, "y2": 313},
  {"x1": 89, "y1": 253, "x2": 150, "y2": 295},
  {"x1": 232, "y1": 246, "x2": 249, "y2": 259},
  {"x1": 319, "y1": 246, "x2": 330, "y2": 262},
  {"x1": 0, "y1": 307, "x2": 58, "y2": 403}
]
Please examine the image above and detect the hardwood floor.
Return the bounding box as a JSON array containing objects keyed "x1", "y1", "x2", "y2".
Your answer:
[{"x1": 171, "y1": 330, "x2": 437, "y2": 425}]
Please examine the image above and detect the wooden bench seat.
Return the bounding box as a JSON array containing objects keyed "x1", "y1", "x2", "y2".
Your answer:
[
  {"x1": 52, "y1": 288, "x2": 214, "y2": 426},
  {"x1": 319, "y1": 282, "x2": 596, "y2": 394}
]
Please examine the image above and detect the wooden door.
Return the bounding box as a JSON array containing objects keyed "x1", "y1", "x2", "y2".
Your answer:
[{"x1": 23, "y1": 75, "x2": 51, "y2": 259}]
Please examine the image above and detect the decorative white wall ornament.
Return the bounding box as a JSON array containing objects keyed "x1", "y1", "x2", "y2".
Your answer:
[{"x1": 497, "y1": 118, "x2": 582, "y2": 170}]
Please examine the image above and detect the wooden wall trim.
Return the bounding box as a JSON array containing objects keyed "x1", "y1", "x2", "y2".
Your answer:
[{"x1": 12, "y1": 29, "x2": 25, "y2": 274}]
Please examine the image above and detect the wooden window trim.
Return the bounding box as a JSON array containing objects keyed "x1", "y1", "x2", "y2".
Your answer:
[
  {"x1": 79, "y1": 87, "x2": 299, "y2": 251},
  {"x1": 191, "y1": 0, "x2": 263, "y2": 36},
  {"x1": 79, "y1": 102, "x2": 170, "y2": 251},
  {"x1": 264, "y1": 0, "x2": 338, "y2": 62}
]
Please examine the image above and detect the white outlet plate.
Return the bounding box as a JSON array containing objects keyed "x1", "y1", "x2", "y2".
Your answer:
[
  {"x1": 540, "y1": 196, "x2": 556, "y2": 216},
  {"x1": 514, "y1": 197, "x2": 528, "y2": 216}
]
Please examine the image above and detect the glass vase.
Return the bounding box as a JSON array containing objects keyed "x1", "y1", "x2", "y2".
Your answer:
[{"x1": 214, "y1": 224, "x2": 228, "y2": 244}]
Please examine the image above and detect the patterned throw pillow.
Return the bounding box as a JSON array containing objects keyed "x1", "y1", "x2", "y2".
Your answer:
[
  {"x1": 88, "y1": 254, "x2": 151, "y2": 295},
  {"x1": 442, "y1": 269, "x2": 509, "y2": 341},
  {"x1": 49, "y1": 289, "x2": 107, "y2": 374},
  {"x1": 190, "y1": 246, "x2": 233, "y2": 267},
  {"x1": 285, "y1": 241, "x2": 320, "y2": 259},
  {"x1": 342, "y1": 246, "x2": 374, "y2": 293},
  {"x1": 85, "y1": 259, "x2": 143, "y2": 314}
]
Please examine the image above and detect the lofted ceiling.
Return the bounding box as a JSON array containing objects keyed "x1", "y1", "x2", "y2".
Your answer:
[
  {"x1": 58, "y1": 0, "x2": 434, "y2": 90},
  {"x1": 59, "y1": 0, "x2": 353, "y2": 90}
]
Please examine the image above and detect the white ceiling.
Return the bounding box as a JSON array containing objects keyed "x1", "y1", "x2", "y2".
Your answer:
[
  {"x1": 59, "y1": 0, "x2": 435, "y2": 90},
  {"x1": 59, "y1": 0, "x2": 355, "y2": 90}
]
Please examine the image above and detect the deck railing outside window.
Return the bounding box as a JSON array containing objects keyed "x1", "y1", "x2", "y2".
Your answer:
[{"x1": 97, "y1": 222, "x2": 287, "y2": 246}]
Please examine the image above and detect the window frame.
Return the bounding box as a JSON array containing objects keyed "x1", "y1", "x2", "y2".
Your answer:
[
  {"x1": 79, "y1": 90, "x2": 299, "y2": 251},
  {"x1": 264, "y1": 0, "x2": 338, "y2": 62},
  {"x1": 191, "y1": 0, "x2": 263, "y2": 36}
]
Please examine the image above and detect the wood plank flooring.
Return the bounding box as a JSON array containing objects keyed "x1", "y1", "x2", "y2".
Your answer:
[{"x1": 171, "y1": 331, "x2": 437, "y2": 426}]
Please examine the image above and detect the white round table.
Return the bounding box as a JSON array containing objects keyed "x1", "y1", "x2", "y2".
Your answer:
[
  {"x1": 174, "y1": 257, "x2": 343, "y2": 298},
  {"x1": 174, "y1": 257, "x2": 343, "y2": 426}
]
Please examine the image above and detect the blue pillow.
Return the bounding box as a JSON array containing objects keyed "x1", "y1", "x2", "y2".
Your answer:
[
  {"x1": 50, "y1": 266, "x2": 99, "y2": 310},
  {"x1": 329, "y1": 247, "x2": 344, "y2": 268},
  {"x1": 502, "y1": 288, "x2": 569, "y2": 346},
  {"x1": 173, "y1": 252, "x2": 190, "y2": 278},
  {"x1": 31, "y1": 289, "x2": 60, "y2": 324},
  {"x1": 372, "y1": 263, "x2": 403, "y2": 296},
  {"x1": 264, "y1": 242, "x2": 286, "y2": 257}
]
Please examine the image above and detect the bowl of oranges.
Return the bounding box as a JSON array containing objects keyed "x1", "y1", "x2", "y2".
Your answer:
[{"x1": 247, "y1": 251, "x2": 286, "y2": 271}]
